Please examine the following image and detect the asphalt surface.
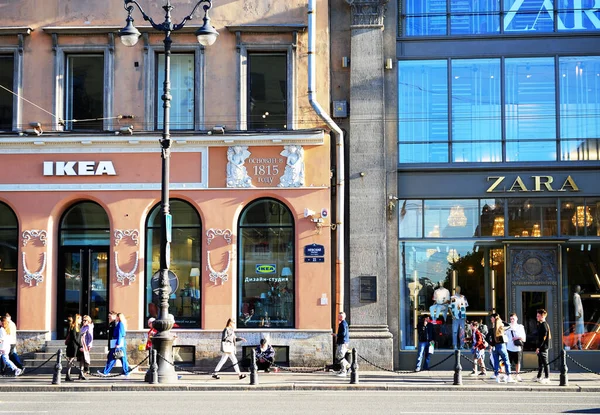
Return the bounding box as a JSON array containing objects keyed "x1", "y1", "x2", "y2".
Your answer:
[{"x1": 2, "y1": 368, "x2": 600, "y2": 392}]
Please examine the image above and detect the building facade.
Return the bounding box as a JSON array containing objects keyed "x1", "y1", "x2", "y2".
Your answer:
[
  {"x1": 335, "y1": 0, "x2": 600, "y2": 371},
  {"x1": 0, "y1": 0, "x2": 338, "y2": 367}
]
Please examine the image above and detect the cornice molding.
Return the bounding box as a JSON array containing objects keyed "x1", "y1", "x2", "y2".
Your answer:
[{"x1": 347, "y1": 0, "x2": 389, "y2": 27}]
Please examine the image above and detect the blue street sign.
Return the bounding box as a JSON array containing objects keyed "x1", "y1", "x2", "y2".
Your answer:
[{"x1": 304, "y1": 244, "x2": 325, "y2": 257}]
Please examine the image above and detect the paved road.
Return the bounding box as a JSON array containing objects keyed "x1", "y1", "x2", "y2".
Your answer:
[{"x1": 1, "y1": 390, "x2": 599, "y2": 414}]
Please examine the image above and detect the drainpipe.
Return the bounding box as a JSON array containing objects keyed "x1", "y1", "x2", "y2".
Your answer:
[{"x1": 307, "y1": 0, "x2": 345, "y2": 315}]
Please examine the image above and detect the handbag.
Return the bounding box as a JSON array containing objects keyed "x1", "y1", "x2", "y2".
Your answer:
[
  {"x1": 113, "y1": 348, "x2": 124, "y2": 359},
  {"x1": 221, "y1": 341, "x2": 235, "y2": 353},
  {"x1": 511, "y1": 329, "x2": 524, "y2": 347}
]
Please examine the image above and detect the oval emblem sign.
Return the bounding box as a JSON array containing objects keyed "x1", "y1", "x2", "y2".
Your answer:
[{"x1": 255, "y1": 264, "x2": 276, "y2": 274}]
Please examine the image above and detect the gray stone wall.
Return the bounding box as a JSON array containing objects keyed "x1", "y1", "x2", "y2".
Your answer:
[{"x1": 16, "y1": 331, "x2": 48, "y2": 354}]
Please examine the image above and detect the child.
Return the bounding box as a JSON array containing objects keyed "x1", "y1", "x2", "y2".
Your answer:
[{"x1": 470, "y1": 321, "x2": 487, "y2": 376}]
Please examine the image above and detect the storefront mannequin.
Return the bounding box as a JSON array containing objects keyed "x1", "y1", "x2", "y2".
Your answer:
[
  {"x1": 429, "y1": 282, "x2": 450, "y2": 321},
  {"x1": 450, "y1": 286, "x2": 469, "y2": 349},
  {"x1": 573, "y1": 285, "x2": 584, "y2": 349}
]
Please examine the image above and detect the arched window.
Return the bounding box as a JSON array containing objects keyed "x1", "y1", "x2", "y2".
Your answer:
[
  {"x1": 238, "y1": 198, "x2": 294, "y2": 328},
  {"x1": 0, "y1": 203, "x2": 18, "y2": 321},
  {"x1": 145, "y1": 199, "x2": 202, "y2": 328},
  {"x1": 58, "y1": 201, "x2": 110, "y2": 339}
]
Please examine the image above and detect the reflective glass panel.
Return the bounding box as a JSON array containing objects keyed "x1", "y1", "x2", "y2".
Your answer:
[
  {"x1": 404, "y1": 15, "x2": 447, "y2": 36},
  {"x1": 586, "y1": 198, "x2": 600, "y2": 237},
  {"x1": 145, "y1": 199, "x2": 201, "y2": 328},
  {"x1": 66, "y1": 55, "x2": 104, "y2": 131},
  {"x1": 60, "y1": 202, "x2": 110, "y2": 245},
  {"x1": 248, "y1": 53, "x2": 287, "y2": 130},
  {"x1": 0, "y1": 56, "x2": 14, "y2": 131},
  {"x1": 560, "y1": 198, "x2": 586, "y2": 236},
  {"x1": 424, "y1": 200, "x2": 479, "y2": 238},
  {"x1": 450, "y1": 0, "x2": 500, "y2": 34},
  {"x1": 479, "y1": 199, "x2": 505, "y2": 237},
  {"x1": 507, "y1": 198, "x2": 558, "y2": 237},
  {"x1": 399, "y1": 200, "x2": 423, "y2": 238},
  {"x1": 399, "y1": 60, "x2": 449, "y2": 162},
  {"x1": 559, "y1": 57, "x2": 600, "y2": 144},
  {"x1": 239, "y1": 199, "x2": 294, "y2": 328},
  {"x1": 562, "y1": 244, "x2": 600, "y2": 351},
  {"x1": 157, "y1": 53, "x2": 195, "y2": 130},
  {"x1": 558, "y1": 2, "x2": 600, "y2": 32},
  {"x1": 399, "y1": 143, "x2": 448, "y2": 163},
  {"x1": 0, "y1": 203, "x2": 17, "y2": 321},
  {"x1": 560, "y1": 139, "x2": 600, "y2": 161}
]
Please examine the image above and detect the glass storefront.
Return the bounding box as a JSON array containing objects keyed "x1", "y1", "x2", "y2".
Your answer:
[
  {"x1": 0, "y1": 202, "x2": 18, "y2": 320},
  {"x1": 238, "y1": 199, "x2": 295, "y2": 328},
  {"x1": 399, "y1": 196, "x2": 600, "y2": 350},
  {"x1": 145, "y1": 199, "x2": 202, "y2": 328}
]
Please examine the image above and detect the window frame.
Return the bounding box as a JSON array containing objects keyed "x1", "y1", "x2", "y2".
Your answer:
[
  {"x1": 0, "y1": 48, "x2": 24, "y2": 132},
  {"x1": 53, "y1": 44, "x2": 114, "y2": 131},
  {"x1": 144, "y1": 44, "x2": 205, "y2": 131},
  {"x1": 238, "y1": 44, "x2": 296, "y2": 131}
]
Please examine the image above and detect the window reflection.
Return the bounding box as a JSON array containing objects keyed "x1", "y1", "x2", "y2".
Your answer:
[{"x1": 507, "y1": 198, "x2": 557, "y2": 237}]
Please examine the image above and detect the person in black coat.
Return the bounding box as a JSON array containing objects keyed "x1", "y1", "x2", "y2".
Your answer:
[
  {"x1": 415, "y1": 316, "x2": 434, "y2": 371},
  {"x1": 65, "y1": 314, "x2": 84, "y2": 381},
  {"x1": 255, "y1": 338, "x2": 276, "y2": 372}
]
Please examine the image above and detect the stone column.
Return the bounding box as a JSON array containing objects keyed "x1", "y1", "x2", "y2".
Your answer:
[{"x1": 347, "y1": 0, "x2": 393, "y2": 370}]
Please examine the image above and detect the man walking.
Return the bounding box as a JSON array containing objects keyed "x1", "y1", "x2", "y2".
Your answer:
[
  {"x1": 534, "y1": 308, "x2": 551, "y2": 384},
  {"x1": 333, "y1": 312, "x2": 350, "y2": 377},
  {"x1": 415, "y1": 315, "x2": 434, "y2": 372}
]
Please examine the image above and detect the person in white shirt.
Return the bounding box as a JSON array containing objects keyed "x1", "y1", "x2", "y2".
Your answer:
[
  {"x1": 4, "y1": 313, "x2": 23, "y2": 371},
  {"x1": 429, "y1": 283, "x2": 450, "y2": 321},
  {"x1": 573, "y1": 285, "x2": 584, "y2": 349},
  {"x1": 506, "y1": 313, "x2": 526, "y2": 382},
  {"x1": 0, "y1": 316, "x2": 22, "y2": 376}
]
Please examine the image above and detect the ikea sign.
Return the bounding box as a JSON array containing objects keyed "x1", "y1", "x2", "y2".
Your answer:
[{"x1": 255, "y1": 264, "x2": 276, "y2": 274}]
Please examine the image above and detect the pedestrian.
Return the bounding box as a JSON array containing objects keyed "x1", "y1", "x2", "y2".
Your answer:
[
  {"x1": 98, "y1": 312, "x2": 130, "y2": 377},
  {"x1": 65, "y1": 314, "x2": 85, "y2": 381},
  {"x1": 0, "y1": 316, "x2": 22, "y2": 376},
  {"x1": 506, "y1": 312, "x2": 526, "y2": 382},
  {"x1": 255, "y1": 338, "x2": 275, "y2": 372},
  {"x1": 145, "y1": 317, "x2": 157, "y2": 351},
  {"x1": 4, "y1": 313, "x2": 24, "y2": 373},
  {"x1": 415, "y1": 315, "x2": 434, "y2": 372},
  {"x1": 80, "y1": 315, "x2": 94, "y2": 375},
  {"x1": 489, "y1": 313, "x2": 515, "y2": 383},
  {"x1": 534, "y1": 308, "x2": 551, "y2": 384},
  {"x1": 211, "y1": 318, "x2": 247, "y2": 380},
  {"x1": 333, "y1": 311, "x2": 351, "y2": 377},
  {"x1": 469, "y1": 321, "x2": 487, "y2": 376},
  {"x1": 107, "y1": 310, "x2": 117, "y2": 350}
]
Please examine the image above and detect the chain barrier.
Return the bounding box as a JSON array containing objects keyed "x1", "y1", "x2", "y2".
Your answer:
[
  {"x1": 357, "y1": 351, "x2": 454, "y2": 374},
  {"x1": 156, "y1": 352, "x2": 235, "y2": 375},
  {"x1": 2, "y1": 351, "x2": 59, "y2": 376},
  {"x1": 90, "y1": 354, "x2": 150, "y2": 378},
  {"x1": 566, "y1": 353, "x2": 600, "y2": 376}
]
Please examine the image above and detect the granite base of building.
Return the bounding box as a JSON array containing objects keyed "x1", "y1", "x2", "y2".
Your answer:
[{"x1": 348, "y1": 325, "x2": 394, "y2": 370}]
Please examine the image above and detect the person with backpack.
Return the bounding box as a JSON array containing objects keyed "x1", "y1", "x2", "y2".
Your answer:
[
  {"x1": 469, "y1": 320, "x2": 487, "y2": 376},
  {"x1": 534, "y1": 308, "x2": 551, "y2": 384},
  {"x1": 489, "y1": 313, "x2": 515, "y2": 383}
]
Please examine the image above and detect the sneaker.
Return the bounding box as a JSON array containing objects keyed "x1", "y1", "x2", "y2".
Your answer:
[
  {"x1": 239, "y1": 374, "x2": 247, "y2": 380},
  {"x1": 414, "y1": 368, "x2": 420, "y2": 372},
  {"x1": 336, "y1": 370, "x2": 347, "y2": 377},
  {"x1": 532, "y1": 376, "x2": 541, "y2": 383},
  {"x1": 264, "y1": 368, "x2": 270, "y2": 373},
  {"x1": 14, "y1": 368, "x2": 22, "y2": 377},
  {"x1": 490, "y1": 374, "x2": 497, "y2": 379},
  {"x1": 96, "y1": 370, "x2": 107, "y2": 377},
  {"x1": 507, "y1": 375, "x2": 516, "y2": 383},
  {"x1": 516, "y1": 375, "x2": 523, "y2": 382},
  {"x1": 540, "y1": 377, "x2": 550, "y2": 384},
  {"x1": 469, "y1": 370, "x2": 476, "y2": 376},
  {"x1": 478, "y1": 372, "x2": 486, "y2": 376},
  {"x1": 498, "y1": 374, "x2": 506, "y2": 383},
  {"x1": 211, "y1": 373, "x2": 220, "y2": 380}
]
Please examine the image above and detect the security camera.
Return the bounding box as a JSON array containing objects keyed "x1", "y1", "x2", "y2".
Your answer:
[{"x1": 304, "y1": 208, "x2": 316, "y2": 218}]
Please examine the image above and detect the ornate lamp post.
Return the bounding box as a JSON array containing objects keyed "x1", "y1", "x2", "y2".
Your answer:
[{"x1": 119, "y1": 0, "x2": 218, "y2": 383}]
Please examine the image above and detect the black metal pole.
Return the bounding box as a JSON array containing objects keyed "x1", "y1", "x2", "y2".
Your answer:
[
  {"x1": 350, "y1": 348, "x2": 359, "y2": 384},
  {"x1": 250, "y1": 348, "x2": 258, "y2": 385},
  {"x1": 150, "y1": 0, "x2": 177, "y2": 384},
  {"x1": 559, "y1": 349, "x2": 569, "y2": 386},
  {"x1": 51, "y1": 349, "x2": 62, "y2": 385},
  {"x1": 453, "y1": 349, "x2": 462, "y2": 385}
]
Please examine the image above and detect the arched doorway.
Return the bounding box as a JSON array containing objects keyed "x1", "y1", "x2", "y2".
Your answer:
[
  {"x1": 0, "y1": 202, "x2": 18, "y2": 321},
  {"x1": 57, "y1": 201, "x2": 110, "y2": 339}
]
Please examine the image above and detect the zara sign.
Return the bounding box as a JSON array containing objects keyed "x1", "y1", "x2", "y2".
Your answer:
[
  {"x1": 504, "y1": 0, "x2": 600, "y2": 31},
  {"x1": 43, "y1": 161, "x2": 117, "y2": 176}
]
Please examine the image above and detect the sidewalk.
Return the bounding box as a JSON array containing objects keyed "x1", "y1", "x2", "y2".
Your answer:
[{"x1": 2, "y1": 369, "x2": 600, "y2": 392}]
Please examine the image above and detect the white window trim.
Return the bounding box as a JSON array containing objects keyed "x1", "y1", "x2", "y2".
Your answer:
[
  {"x1": 53, "y1": 45, "x2": 114, "y2": 131},
  {"x1": 0, "y1": 47, "x2": 24, "y2": 132},
  {"x1": 144, "y1": 44, "x2": 206, "y2": 131},
  {"x1": 238, "y1": 44, "x2": 296, "y2": 131}
]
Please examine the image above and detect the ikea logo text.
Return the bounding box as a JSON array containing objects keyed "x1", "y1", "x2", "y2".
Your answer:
[{"x1": 255, "y1": 264, "x2": 276, "y2": 274}]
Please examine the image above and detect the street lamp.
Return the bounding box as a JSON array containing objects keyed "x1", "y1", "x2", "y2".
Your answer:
[{"x1": 119, "y1": 0, "x2": 218, "y2": 384}]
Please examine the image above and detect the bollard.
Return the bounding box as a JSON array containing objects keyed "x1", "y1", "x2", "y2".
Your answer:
[
  {"x1": 453, "y1": 349, "x2": 462, "y2": 386},
  {"x1": 149, "y1": 349, "x2": 158, "y2": 384},
  {"x1": 250, "y1": 348, "x2": 259, "y2": 385},
  {"x1": 52, "y1": 349, "x2": 63, "y2": 385},
  {"x1": 559, "y1": 349, "x2": 569, "y2": 386},
  {"x1": 350, "y1": 348, "x2": 359, "y2": 384}
]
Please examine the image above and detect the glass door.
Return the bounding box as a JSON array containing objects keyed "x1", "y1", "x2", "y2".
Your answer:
[
  {"x1": 516, "y1": 286, "x2": 554, "y2": 353},
  {"x1": 59, "y1": 247, "x2": 109, "y2": 339}
]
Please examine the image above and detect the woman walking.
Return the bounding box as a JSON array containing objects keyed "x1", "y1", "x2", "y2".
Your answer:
[
  {"x1": 80, "y1": 315, "x2": 94, "y2": 375},
  {"x1": 489, "y1": 313, "x2": 514, "y2": 383},
  {"x1": 65, "y1": 314, "x2": 85, "y2": 381},
  {"x1": 98, "y1": 313, "x2": 130, "y2": 377},
  {"x1": 0, "y1": 316, "x2": 22, "y2": 376},
  {"x1": 211, "y1": 318, "x2": 247, "y2": 380}
]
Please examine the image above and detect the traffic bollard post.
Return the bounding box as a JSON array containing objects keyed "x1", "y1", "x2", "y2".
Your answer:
[
  {"x1": 250, "y1": 348, "x2": 258, "y2": 385},
  {"x1": 559, "y1": 349, "x2": 569, "y2": 386},
  {"x1": 350, "y1": 348, "x2": 359, "y2": 384},
  {"x1": 453, "y1": 349, "x2": 462, "y2": 386},
  {"x1": 51, "y1": 349, "x2": 62, "y2": 385}
]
